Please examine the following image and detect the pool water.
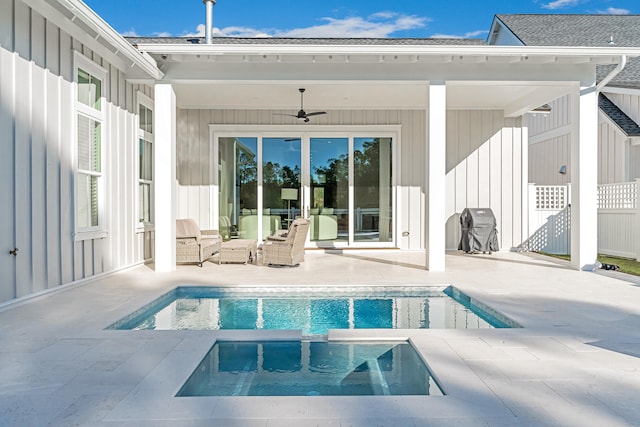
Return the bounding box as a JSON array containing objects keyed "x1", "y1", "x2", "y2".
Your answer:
[
  {"x1": 109, "y1": 286, "x2": 518, "y2": 333},
  {"x1": 177, "y1": 340, "x2": 443, "y2": 397}
]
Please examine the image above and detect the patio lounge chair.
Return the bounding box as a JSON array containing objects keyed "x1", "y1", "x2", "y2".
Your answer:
[
  {"x1": 262, "y1": 218, "x2": 310, "y2": 267},
  {"x1": 176, "y1": 218, "x2": 222, "y2": 267}
]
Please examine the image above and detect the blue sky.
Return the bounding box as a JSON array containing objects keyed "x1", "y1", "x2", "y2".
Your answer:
[{"x1": 85, "y1": 0, "x2": 637, "y2": 39}]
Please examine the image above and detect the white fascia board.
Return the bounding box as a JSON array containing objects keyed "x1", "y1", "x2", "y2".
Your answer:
[
  {"x1": 487, "y1": 17, "x2": 525, "y2": 46},
  {"x1": 24, "y1": 0, "x2": 162, "y2": 79},
  {"x1": 57, "y1": 0, "x2": 163, "y2": 79},
  {"x1": 601, "y1": 86, "x2": 640, "y2": 97},
  {"x1": 137, "y1": 43, "x2": 640, "y2": 63}
]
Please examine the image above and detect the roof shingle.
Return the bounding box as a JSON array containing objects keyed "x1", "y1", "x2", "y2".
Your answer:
[
  {"x1": 495, "y1": 14, "x2": 640, "y2": 89},
  {"x1": 127, "y1": 36, "x2": 486, "y2": 46},
  {"x1": 599, "y1": 93, "x2": 640, "y2": 137}
]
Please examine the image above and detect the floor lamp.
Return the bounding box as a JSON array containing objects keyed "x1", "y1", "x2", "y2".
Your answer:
[{"x1": 281, "y1": 188, "x2": 298, "y2": 224}]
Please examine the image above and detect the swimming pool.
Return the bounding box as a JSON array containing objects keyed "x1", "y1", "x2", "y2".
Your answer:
[
  {"x1": 108, "y1": 286, "x2": 519, "y2": 333},
  {"x1": 177, "y1": 340, "x2": 443, "y2": 397}
]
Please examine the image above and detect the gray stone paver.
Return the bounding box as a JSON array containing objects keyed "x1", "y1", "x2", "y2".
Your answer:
[{"x1": 0, "y1": 251, "x2": 639, "y2": 426}]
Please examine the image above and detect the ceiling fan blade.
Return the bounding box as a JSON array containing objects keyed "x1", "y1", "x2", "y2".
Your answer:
[
  {"x1": 273, "y1": 113, "x2": 298, "y2": 118},
  {"x1": 304, "y1": 111, "x2": 327, "y2": 117}
]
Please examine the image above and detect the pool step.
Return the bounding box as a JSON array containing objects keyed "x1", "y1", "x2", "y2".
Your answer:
[{"x1": 367, "y1": 358, "x2": 391, "y2": 396}]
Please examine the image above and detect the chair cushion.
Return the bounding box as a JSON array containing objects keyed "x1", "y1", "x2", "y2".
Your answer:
[{"x1": 176, "y1": 218, "x2": 201, "y2": 241}]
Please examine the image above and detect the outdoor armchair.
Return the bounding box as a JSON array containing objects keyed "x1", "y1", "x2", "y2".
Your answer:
[
  {"x1": 176, "y1": 218, "x2": 222, "y2": 267},
  {"x1": 262, "y1": 218, "x2": 310, "y2": 266}
]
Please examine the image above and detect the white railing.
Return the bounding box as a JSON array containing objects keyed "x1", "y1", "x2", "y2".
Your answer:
[
  {"x1": 598, "y1": 182, "x2": 638, "y2": 209},
  {"x1": 525, "y1": 180, "x2": 640, "y2": 261}
]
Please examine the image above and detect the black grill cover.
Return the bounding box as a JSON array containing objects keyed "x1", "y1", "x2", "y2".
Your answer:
[{"x1": 458, "y1": 208, "x2": 499, "y2": 253}]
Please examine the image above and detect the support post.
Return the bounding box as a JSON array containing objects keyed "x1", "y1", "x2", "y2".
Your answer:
[
  {"x1": 636, "y1": 178, "x2": 640, "y2": 262},
  {"x1": 570, "y1": 84, "x2": 599, "y2": 271},
  {"x1": 426, "y1": 82, "x2": 446, "y2": 271},
  {"x1": 154, "y1": 84, "x2": 177, "y2": 272}
]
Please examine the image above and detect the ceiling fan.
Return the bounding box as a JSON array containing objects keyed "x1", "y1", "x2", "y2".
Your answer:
[{"x1": 275, "y1": 88, "x2": 326, "y2": 122}]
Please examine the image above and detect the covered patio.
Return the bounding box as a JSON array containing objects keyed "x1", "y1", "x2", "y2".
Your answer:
[
  {"x1": 1, "y1": 250, "x2": 639, "y2": 425},
  {"x1": 133, "y1": 38, "x2": 637, "y2": 272}
]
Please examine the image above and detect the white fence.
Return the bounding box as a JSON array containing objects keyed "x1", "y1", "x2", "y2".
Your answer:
[
  {"x1": 526, "y1": 180, "x2": 640, "y2": 260},
  {"x1": 597, "y1": 181, "x2": 639, "y2": 260}
]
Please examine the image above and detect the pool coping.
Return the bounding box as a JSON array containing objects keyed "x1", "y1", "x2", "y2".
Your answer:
[{"x1": 103, "y1": 328, "x2": 513, "y2": 422}]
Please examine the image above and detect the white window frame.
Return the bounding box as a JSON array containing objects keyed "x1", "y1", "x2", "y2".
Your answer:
[
  {"x1": 73, "y1": 52, "x2": 108, "y2": 241},
  {"x1": 210, "y1": 124, "x2": 400, "y2": 248},
  {"x1": 136, "y1": 91, "x2": 154, "y2": 232}
]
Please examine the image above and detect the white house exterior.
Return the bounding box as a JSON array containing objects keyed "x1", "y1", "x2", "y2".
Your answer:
[
  {"x1": 2, "y1": 1, "x2": 639, "y2": 304},
  {"x1": 0, "y1": 0, "x2": 161, "y2": 302},
  {"x1": 489, "y1": 15, "x2": 640, "y2": 261},
  {"x1": 489, "y1": 14, "x2": 640, "y2": 185}
]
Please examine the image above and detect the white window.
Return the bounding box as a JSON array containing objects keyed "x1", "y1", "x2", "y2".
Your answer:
[
  {"x1": 137, "y1": 92, "x2": 154, "y2": 227},
  {"x1": 74, "y1": 53, "x2": 107, "y2": 240}
]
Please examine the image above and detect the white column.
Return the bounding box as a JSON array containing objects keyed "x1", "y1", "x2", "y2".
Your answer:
[
  {"x1": 635, "y1": 178, "x2": 640, "y2": 262},
  {"x1": 570, "y1": 84, "x2": 598, "y2": 271},
  {"x1": 521, "y1": 115, "x2": 529, "y2": 249},
  {"x1": 154, "y1": 83, "x2": 177, "y2": 272},
  {"x1": 427, "y1": 82, "x2": 447, "y2": 271}
]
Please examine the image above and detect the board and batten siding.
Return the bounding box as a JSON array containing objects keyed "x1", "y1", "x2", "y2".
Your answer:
[
  {"x1": 176, "y1": 108, "x2": 526, "y2": 252},
  {"x1": 445, "y1": 111, "x2": 526, "y2": 251},
  {"x1": 604, "y1": 91, "x2": 640, "y2": 181},
  {"x1": 0, "y1": 0, "x2": 151, "y2": 303},
  {"x1": 528, "y1": 92, "x2": 640, "y2": 185}
]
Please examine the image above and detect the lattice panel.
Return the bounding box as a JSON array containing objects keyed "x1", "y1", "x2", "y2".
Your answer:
[
  {"x1": 535, "y1": 186, "x2": 568, "y2": 210},
  {"x1": 598, "y1": 182, "x2": 638, "y2": 209}
]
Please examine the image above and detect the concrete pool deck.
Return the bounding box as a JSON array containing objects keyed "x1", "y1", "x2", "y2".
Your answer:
[{"x1": 1, "y1": 250, "x2": 639, "y2": 426}]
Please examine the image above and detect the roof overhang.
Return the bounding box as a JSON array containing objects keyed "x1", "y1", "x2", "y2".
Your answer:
[
  {"x1": 132, "y1": 42, "x2": 640, "y2": 115},
  {"x1": 136, "y1": 43, "x2": 638, "y2": 65},
  {"x1": 24, "y1": 0, "x2": 163, "y2": 80}
]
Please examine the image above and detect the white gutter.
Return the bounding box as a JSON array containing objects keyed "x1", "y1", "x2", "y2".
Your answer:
[
  {"x1": 135, "y1": 43, "x2": 640, "y2": 60},
  {"x1": 596, "y1": 54, "x2": 627, "y2": 91}
]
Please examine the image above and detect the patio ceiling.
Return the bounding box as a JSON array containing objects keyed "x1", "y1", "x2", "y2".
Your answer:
[{"x1": 170, "y1": 81, "x2": 572, "y2": 116}]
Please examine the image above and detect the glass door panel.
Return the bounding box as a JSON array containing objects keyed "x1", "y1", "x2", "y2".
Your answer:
[
  {"x1": 219, "y1": 137, "x2": 258, "y2": 240},
  {"x1": 263, "y1": 138, "x2": 301, "y2": 237},
  {"x1": 353, "y1": 137, "x2": 393, "y2": 242},
  {"x1": 309, "y1": 138, "x2": 349, "y2": 243}
]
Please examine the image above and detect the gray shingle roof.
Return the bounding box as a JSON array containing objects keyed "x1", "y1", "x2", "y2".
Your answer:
[
  {"x1": 496, "y1": 14, "x2": 640, "y2": 89},
  {"x1": 126, "y1": 36, "x2": 486, "y2": 46},
  {"x1": 495, "y1": 14, "x2": 640, "y2": 47},
  {"x1": 599, "y1": 93, "x2": 640, "y2": 137}
]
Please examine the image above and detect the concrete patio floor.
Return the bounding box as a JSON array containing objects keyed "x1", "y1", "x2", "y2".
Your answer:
[{"x1": 1, "y1": 250, "x2": 640, "y2": 426}]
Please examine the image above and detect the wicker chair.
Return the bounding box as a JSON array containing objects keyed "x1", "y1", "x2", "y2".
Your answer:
[
  {"x1": 176, "y1": 218, "x2": 222, "y2": 267},
  {"x1": 262, "y1": 218, "x2": 310, "y2": 267}
]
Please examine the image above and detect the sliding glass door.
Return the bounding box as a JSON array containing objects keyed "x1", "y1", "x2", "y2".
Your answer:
[
  {"x1": 263, "y1": 138, "x2": 301, "y2": 235},
  {"x1": 217, "y1": 132, "x2": 394, "y2": 247},
  {"x1": 309, "y1": 138, "x2": 349, "y2": 243},
  {"x1": 353, "y1": 137, "x2": 393, "y2": 243}
]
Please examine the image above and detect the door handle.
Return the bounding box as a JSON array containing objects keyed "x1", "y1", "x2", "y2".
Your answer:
[{"x1": 9, "y1": 248, "x2": 18, "y2": 256}]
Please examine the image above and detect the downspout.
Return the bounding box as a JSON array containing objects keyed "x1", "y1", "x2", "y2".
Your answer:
[
  {"x1": 596, "y1": 54, "x2": 627, "y2": 92},
  {"x1": 203, "y1": 0, "x2": 216, "y2": 44}
]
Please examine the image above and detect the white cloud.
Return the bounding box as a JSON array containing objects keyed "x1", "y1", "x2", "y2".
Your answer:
[
  {"x1": 182, "y1": 12, "x2": 429, "y2": 39},
  {"x1": 431, "y1": 30, "x2": 487, "y2": 39},
  {"x1": 121, "y1": 29, "x2": 139, "y2": 37},
  {"x1": 184, "y1": 24, "x2": 271, "y2": 38},
  {"x1": 542, "y1": 0, "x2": 580, "y2": 10},
  {"x1": 595, "y1": 7, "x2": 630, "y2": 15}
]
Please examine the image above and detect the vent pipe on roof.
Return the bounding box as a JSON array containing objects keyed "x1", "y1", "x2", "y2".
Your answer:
[{"x1": 203, "y1": 0, "x2": 216, "y2": 44}]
